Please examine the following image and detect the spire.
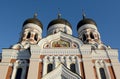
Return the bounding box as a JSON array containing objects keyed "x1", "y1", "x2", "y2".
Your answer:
[
  {"x1": 58, "y1": 8, "x2": 61, "y2": 19},
  {"x1": 82, "y1": 9, "x2": 86, "y2": 19},
  {"x1": 33, "y1": 13, "x2": 38, "y2": 18}
]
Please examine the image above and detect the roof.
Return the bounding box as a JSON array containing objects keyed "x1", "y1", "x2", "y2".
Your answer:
[
  {"x1": 77, "y1": 18, "x2": 97, "y2": 31},
  {"x1": 47, "y1": 18, "x2": 72, "y2": 30},
  {"x1": 23, "y1": 18, "x2": 43, "y2": 29}
]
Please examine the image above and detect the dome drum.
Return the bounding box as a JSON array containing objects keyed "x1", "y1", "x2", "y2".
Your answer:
[
  {"x1": 47, "y1": 18, "x2": 72, "y2": 35},
  {"x1": 47, "y1": 18, "x2": 72, "y2": 30},
  {"x1": 77, "y1": 24, "x2": 98, "y2": 34},
  {"x1": 23, "y1": 23, "x2": 43, "y2": 33},
  {"x1": 47, "y1": 24, "x2": 72, "y2": 35}
]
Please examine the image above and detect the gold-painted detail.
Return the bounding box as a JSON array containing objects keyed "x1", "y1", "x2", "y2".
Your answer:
[{"x1": 52, "y1": 39, "x2": 70, "y2": 48}]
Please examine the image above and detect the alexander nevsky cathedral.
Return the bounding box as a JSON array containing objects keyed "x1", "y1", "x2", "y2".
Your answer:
[{"x1": 0, "y1": 12, "x2": 120, "y2": 79}]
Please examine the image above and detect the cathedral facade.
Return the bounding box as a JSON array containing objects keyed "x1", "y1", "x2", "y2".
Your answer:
[{"x1": 0, "y1": 13, "x2": 120, "y2": 79}]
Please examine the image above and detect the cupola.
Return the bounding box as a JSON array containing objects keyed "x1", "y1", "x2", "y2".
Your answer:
[
  {"x1": 77, "y1": 12, "x2": 101, "y2": 44},
  {"x1": 47, "y1": 14, "x2": 72, "y2": 35},
  {"x1": 77, "y1": 18, "x2": 97, "y2": 31},
  {"x1": 77, "y1": 13, "x2": 97, "y2": 31},
  {"x1": 23, "y1": 13, "x2": 43, "y2": 30},
  {"x1": 20, "y1": 13, "x2": 43, "y2": 44}
]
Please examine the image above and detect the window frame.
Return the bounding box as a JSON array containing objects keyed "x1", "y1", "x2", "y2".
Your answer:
[
  {"x1": 99, "y1": 67, "x2": 106, "y2": 79},
  {"x1": 70, "y1": 63, "x2": 76, "y2": 73},
  {"x1": 15, "y1": 67, "x2": 23, "y2": 79},
  {"x1": 47, "y1": 63, "x2": 53, "y2": 73}
]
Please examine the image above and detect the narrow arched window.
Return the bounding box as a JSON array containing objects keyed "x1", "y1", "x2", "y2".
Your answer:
[
  {"x1": 15, "y1": 68, "x2": 22, "y2": 79},
  {"x1": 34, "y1": 34, "x2": 38, "y2": 41},
  {"x1": 47, "y1": 63, "x2": 53, "y2": 73},
  {"x1": 70, "y1": 63, "x2": 76, "y2": 73},
  {"x1": 90, "y1": 32, "x2": 94, "y2": 39},
  {"x1": 54, "y1": 30, "x2": 57, "y2": 34},
  {"x1": 99, "y1": 68, "x2": 106, "y2": 79},
  {"x1": 27, "y1": 32, "x2": 31, "y2": 39},
  {"x1": 83, "y1": 34, "x2": 86, "y2": 41}
]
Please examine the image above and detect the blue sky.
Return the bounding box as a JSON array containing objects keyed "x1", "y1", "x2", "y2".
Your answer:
[{"x1": 0, "y1": 0, "x2": 120, "y2": 60}]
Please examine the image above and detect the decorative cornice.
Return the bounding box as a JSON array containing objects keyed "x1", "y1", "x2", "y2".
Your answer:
[
  {"x1": 23, "y1": 23, "x2": 42, "y2": 33},
  {"x1": 41, "y1": 48, "x2": 80, "y2": 55},
  {"x1": 91, "y1": 49, "x2": 118, "y2": 60},
  {"x1": 1, "y1": 49, "x2": 30, "y2": 59},
  {"x1": 47, "y1": 24, "x2": 72, "y2": 35},
  {"x1": 78, "y1": 24, "x2": 97, "y2": 33},
  {"x1": 0, "y1": 62, "x2": 13, "y2": 66}
]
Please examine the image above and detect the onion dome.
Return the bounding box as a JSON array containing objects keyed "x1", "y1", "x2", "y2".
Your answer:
[
  {"x1": 23, "y1": 13, "x2": 43, "y2": 29},
  {"x1": 47, "y1": 14, "x2": 72, "y2": 30},
  {"x1": 77, "y1": 13, "x2": 97, "y2": 31}
]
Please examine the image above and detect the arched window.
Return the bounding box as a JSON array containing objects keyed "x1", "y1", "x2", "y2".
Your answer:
[
  {"x1": 99, "y1": 68, "x2": 106, "y2": 79},
  {"x1": 34, "y1": 34, "x2": 38, "y2": 41},
  {"x1": 54, "y1": 30, "x2": 57, "y2": 34},
  {"x1": 90, "y1": 32, "x2": 94, "y2": 39},
  {"x1": 47, "y1": 63, "x2": 53, "y2": 73},
  {"x1": 27, "y1": 32, "x2": 31, "y2": 39},
  {"x1": 15, "y1": 68, "x2": 22, "y2": 79},
  {"x1": 83, "y1": 34, "x2": 86, "y2": 41},
  {"x1": 70, "y1": 63, "x2": 76, "y2": 73}
]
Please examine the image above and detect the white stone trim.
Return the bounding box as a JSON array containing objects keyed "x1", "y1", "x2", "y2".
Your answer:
[
  {"x1": 41, "y1": 48, "x2": 80, "y2": 55},
  {"x1": 42, "y1": 55, "x2": 81, "y2": 77},
  {"x1": 2, "y1": 49, "x2": 30, "y2": 59},
  {"x1": 91, "y1": 49, "x2": 119, "y2": 60},
  {"x1": 78, "y1": 24, "x2": 97, "y2": 33},
  {"x1": 95, "y1": 60, "x2": 111, "y2": 79},
  {"x1": 0, "y1": 62, "x2": 13, "y2": 66},
  {"x1": 23, "y1": 23, "x2": 42, "y2": 33},
  {"x1": 47, "y1": 24, "x2": 72, "y2": 35},
  {"x1": 11, "y1": 60, "x2": 28, "y2": 79}
]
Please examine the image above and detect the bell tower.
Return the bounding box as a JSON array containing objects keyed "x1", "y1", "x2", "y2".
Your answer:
[
  {"x1": 12, "y1": 13, "x2": 43, "y2": 50},
  {"x1": 77, "y1": 12, "x2": 107, "y2": 49},
  {"x1": 77, "y1": 13, "x2": 101, "y2": 44},
  {"x1": 76, "y1": 12, "x2": 120, "y2": 79},
  {"x1": 21, "y1": 13, "x2": 43, "y2": 44}
]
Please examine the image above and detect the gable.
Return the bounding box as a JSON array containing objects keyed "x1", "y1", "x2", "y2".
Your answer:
[
  {"x1": 38, "y1": 32, "x2": 83, "y2": 49},
  {"x1": 42, "y1": 63, "x2": 82, "y2": 79}
]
